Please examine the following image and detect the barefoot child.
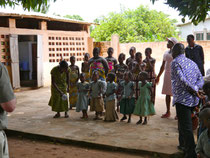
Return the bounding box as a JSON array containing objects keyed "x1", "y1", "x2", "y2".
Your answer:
[
  {"x1": 69, "y1": 56, "x2": 80, "y2": 109},
  {"x1": 81, "y1": 53, "x2": 90, "y2": 82},
  {"x1": 133, "y1": 71, "x2": 155, "y2": 125},
  {"x1": 115, "y1": 53, "x2": 128, "y2": 111},
  {"x1": 105, "y1": 47, "x2": 117, "y2": 73},
  {"x1": 104, "y1": 72, "x2": 118, "y2": 122},
  {"x1": 90, "y1": 71, "x2": 107, "y2": 120},
  {"x1": 76, "y1": 73, "x2": 89, "y2": 119},
  {"x1": 196, "y1": 107, "x2": 210, "y2": 158},
  {"x1": 120, "y1": 71, "x2": 135, "y2": 123}
]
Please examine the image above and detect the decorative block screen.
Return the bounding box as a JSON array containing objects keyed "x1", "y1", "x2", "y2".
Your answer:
[
  {"x1": 48, "y1": 36, "x2": 86, "y2": 63},
  {"x1": 0, "y1": 34, "x2": 10, "y2": 65}
]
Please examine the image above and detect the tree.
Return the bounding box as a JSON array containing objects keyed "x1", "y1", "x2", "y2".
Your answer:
[
  {"x1": 0, "y1": 0, "x2": 55, "y2": 13},
  {"x1": 64, "y1": 15, "x2": 84, "y2": 21},
  {"x1": 91, "y1": 6, "x2": 178, "y2": 43},
  {"x1": 151, "y1": 0, "x2": 210, "y2": 25}
]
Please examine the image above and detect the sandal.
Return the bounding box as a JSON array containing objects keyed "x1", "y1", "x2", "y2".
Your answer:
[
  {"x1": 161, "y1": 113, "x2": 170, "y2": 118},
  {"x1": 53, "y1": 113, "x2": 60, "y2": 118}
]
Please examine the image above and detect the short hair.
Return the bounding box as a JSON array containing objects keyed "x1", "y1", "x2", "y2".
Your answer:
[
  {"x1": 108, "y1": 47, "x2": 114, "y2": 52},
  {"x1": 199, "y1": 107, "x2": 210, "y2": 120},
  {"x1": 124, "y1": 71, "x2": 133, "y2": 80},
  {"x1": 80, "y1": 73, "x2": 86, "y2": 78},
  {"x1": 139, "y1": 71, "x2": 149, "y2": 79},
  {"x1": 145, "y1": 47, "x2": 152, "y2": 53},
  {"x1": 203, "y1": 81, "x2": 210, "y2": 93},
  {"x1": 135, "y1": 52, "x2": 142, "y2": 57},
  {"x1": 172, "y1": 43, "x2": 185, "y2": 55},
  {"x1": 187, "y1": 34, "x2": 195, "y2": 40},
  {"x1": 108, "y1": 72, "x2": 116, "y2": 81},
  {"x1": 70, "y1": 56, "x2": 75, "y2": 60},
  {"x1": 129, "y1": 46, "x2": 136, "y2": 55},
  {"x1": 84, "y1": 53, "x2": 90, "y2": 58},
  {"x1": 59, "y1": 60, "x2": 68, "y2": 69},
  {"x1": 93, "y1": 47, "x2": 100, "y2": 54},
  {"x1": 118, "y1": 53, "x2": 125, "y2": 60}
]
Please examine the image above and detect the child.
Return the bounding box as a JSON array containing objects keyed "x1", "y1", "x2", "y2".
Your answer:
[
  {"x1": 104, "y1": 72, "x2": 118, "y2": 122},
  {"x1": 126, "y1": 46, "x2": 136, "y2": 71},
  {"x1": 143, "y1": 48, "x2": 156, "y2": 104},
  {"x1": 196, "y1": 107, "x2": 210, "y2": 158},
  {"x1": 81, "y1": 53, "x2": 90, "y2": 82},
  {"x1": 115, "y1": 53, "x2": 128, "y2": 111},
  {"x1": 69, "y1": 56, "x2": 80, "y2": 109},
  {"x1": 120, "y1": 71, "x2": 135, "y2": 123},
  {"x1": 133, "y1": 71, "x2": 155, "y2": 125},
  {"x1": 76, "y1": 73, "x2": 89, "y2": 119},
  {"x1": 105, "y1": 47, "x2": 117, "y2": 73},
  {"x1": 90, "y1": 71, "x2": 107, "y2": 120}
]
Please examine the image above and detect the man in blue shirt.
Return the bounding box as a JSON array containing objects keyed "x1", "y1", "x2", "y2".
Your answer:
[
  {"x1": 185, "y1": 34, "x2": 205, "y2": 76},
  {"x1": 171, "y1": 43, "x2": 204, "y2": 158}
]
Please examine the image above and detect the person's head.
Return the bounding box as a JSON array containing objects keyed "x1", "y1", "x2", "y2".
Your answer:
[
  {"x1": 199, "y1": 107, "x2": 210, "y2": 129},
  {"x1": 167, "y1": 37, "x2": 178, "y2": 49},
  {"x1": 92, "y1": 71, "x2": 99, "y2": 82},
  {"x1": 80, "y1": 73, "x2": 86, "y2": 83},
  {"x1": 129, "y1": 47, "x2": 136, "y2": 57},
  {"x1": 124, "y1": 71, "x2": 132, "y2": 82},
  {"x1": 59, "y1": 60, "x2": 68, "y2": 73},
  {"x1": 70, "y1": 56, "x2": 76, "y2": 65},
  {"x1": 172, "y1": 43, "x2": 185, "y2": 59},
  {"x1": 118, "y1": 53, "x2": 126, "y2": 63},
  {"x1": 84, "y1": 53, "x2": 90, "y2": 62},
  {"x1": 107, "y1": 72, "x2": 116, "y2": 82},
  {"x1": 139, "y1": 71, "x2": 148, "y2": 82},
  {"x1": 187, "y1": 34, "x2": 195, "y2": 47},
  {"x1": 145, "y1": 48, "x2": 152, "y2": 57},
  {"x1": 93, "y1": 47, "x2": 100, "y2": 58},
  {"x1": 107, "y1": 47, "x2": 114, "y2": 57},
  {"x1": 203, "y1": 81, "x2": 210, "y2": 97},
  {"x1": 135, "y1": 52, "x2": 142, "y2": 62}
]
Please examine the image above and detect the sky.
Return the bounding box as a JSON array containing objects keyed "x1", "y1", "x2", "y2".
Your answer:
[{"x1": 0, "y1": 0, "x2": 183, "y2": 23}]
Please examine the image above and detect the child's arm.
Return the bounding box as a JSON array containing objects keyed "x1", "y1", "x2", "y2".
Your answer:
[{"x1": 81, "y1": 62, "x2": 84, "y2": 73}]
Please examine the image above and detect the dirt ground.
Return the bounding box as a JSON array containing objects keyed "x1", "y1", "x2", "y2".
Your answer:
[{"x1": 8, "y1": 137, "x2": 148, "y2": 158}]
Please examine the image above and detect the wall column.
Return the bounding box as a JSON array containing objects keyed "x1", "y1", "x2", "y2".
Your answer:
[
  {"x1": 9, "y1": 18, "x2": 16, "y2": 29},
  {"x1": 111, "y1": 34, "x2": 120, "y2": 59}
]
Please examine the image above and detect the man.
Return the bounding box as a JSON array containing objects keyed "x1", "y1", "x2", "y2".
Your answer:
[
  {"x1": 185, "y1": 34, "x2": 205, "y2": 76},
  {"x1": 171, "y1": 43, "x2": 204, "y2": 158},
  {"x1": 0, "y1": 62, "x2": 16, "y2": 158}
]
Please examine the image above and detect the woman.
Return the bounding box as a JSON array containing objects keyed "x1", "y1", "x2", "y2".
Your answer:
[{"x1": 48, "y1": 60, "x2": 69, "y2": 118}]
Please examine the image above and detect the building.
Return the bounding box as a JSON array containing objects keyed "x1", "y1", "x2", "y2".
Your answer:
[
  {"x1": 177, "y1": 17, "x2": 210, "y2": 41},
  {"x1": 0, "y1": 12, "x2": 94, "y2": 89}
]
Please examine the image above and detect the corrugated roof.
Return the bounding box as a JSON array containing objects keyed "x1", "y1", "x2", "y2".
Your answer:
[
  {"x1": 177, "y1": 17, "x2": 210, "y2": 27},
  {"x1": 0, "y1": 11, "x2": 96, "y2": 25}
]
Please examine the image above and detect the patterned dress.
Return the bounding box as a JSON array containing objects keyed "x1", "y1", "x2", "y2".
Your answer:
[
  {"x1": 48, "y1": 66, "x2": 68, "y2": 112},
  {"x1": 105, "y1": 57, "x2": 117, "y2": 73},
  {"x1": 69, "y1": 66, "x2": 79, "y2": 108},
  {"x1": 76, "y1": 82, "x2": 89, "y2": 112},
  {"x1": 133, "y1": 82, "x2": 155, "y2": 116}
]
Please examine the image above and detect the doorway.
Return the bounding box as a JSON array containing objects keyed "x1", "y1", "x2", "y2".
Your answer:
[{"x1": 18, "y1": 35, "x2": 37, "y2": 87}]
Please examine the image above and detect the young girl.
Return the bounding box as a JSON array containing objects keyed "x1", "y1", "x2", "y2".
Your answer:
[
  {"x1": 90, "y1": 71, "x2": 107, "y2": 120},
  {"x1": 69, "y1": 56, "x2": 80, "y2": 109},
  {"x1": 115, "y1": 53, "x2": 128, "y2": 111},
  {"x1": 105, "y1": 47, "x2": 117, "y2": 73},
  {"x1": 104, "y1": 72, "x2": 118, "y2": 122},
  {"x1": 76, "y1": 73, "x2": 89, "y2": 119},
  {"x1": 143, "y1": 48, "x2": 156, "y2": 104},
  {"x1": 133, "y1": 71, "x2": 155, "y2": 125},
  {"x1": 120, "y1": 71, "x2": 135, "y2": 123},
  {"x1": 81, "y1": 53, "x2": 90, "y2": 82},
  {"x1": 126, "y1": 46, "x2": 136, "y2": 71}
]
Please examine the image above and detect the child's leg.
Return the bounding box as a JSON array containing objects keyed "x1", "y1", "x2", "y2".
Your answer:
[
  {"x1": 53, "y1": 112, "x2": 60, "y2": 118},
  {"x1": 120, "y1": 114, "x2": 127, "y2": 121},
  {"x1": 81, "y1": 110, "x2": 85, "y2": 119},
  {"x1": 143, "y1": 117, "x2": 147, "y2": 125},
  {"x1": 136, "y1": 116, "x2": 142, "y2": 124},
  {"x1": 127, "y1": 114, "x2": 131, "y2": 123},
  {"x1": 84, "y1": 110, "x2": 88, "y2": 118},
  {"x1": 64, "y1": 111, "x2": 69, "y2": 118}
]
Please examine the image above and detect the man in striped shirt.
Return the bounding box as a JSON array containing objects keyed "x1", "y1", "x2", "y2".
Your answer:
[{"x1": 171, "y1": 43, "x2": 204, "y2": 158}]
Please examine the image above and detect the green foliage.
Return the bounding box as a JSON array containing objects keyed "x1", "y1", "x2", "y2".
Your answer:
[
  {"x1": 0, "y1": 0, "x2": 55, "y2": 13},
  {"x1": 151, "y1": 0, "x2": 210, "y2": 25},
  {"x1": 64, "y1": 15, "x2": 84, "y2": 21},
  {"x1": 91, "y1": 6, "x2": 178, "y2": 43}
]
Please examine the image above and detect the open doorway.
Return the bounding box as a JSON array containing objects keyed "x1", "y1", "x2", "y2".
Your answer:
[{"x1": 18, "y1": 35, "x2": 37, "y2": 87}]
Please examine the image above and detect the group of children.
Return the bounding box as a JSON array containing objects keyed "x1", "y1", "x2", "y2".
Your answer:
[{"x1": 68, "y1": 46, "x2": 156, "y2": 125}]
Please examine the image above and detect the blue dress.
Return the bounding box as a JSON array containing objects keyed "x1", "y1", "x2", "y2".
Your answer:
[{"x1": 76, "y1": 82, "x2": 89, "y2": 112}]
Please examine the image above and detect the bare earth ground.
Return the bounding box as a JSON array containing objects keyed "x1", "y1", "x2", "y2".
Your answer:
[{"x1": 8, "y1": 137, "x2": 146, "y2": 158}]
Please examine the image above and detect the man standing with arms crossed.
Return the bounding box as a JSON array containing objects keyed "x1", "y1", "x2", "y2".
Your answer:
[{"x1": 0, "y1": 62, "x2": 16, "y2": 158}]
